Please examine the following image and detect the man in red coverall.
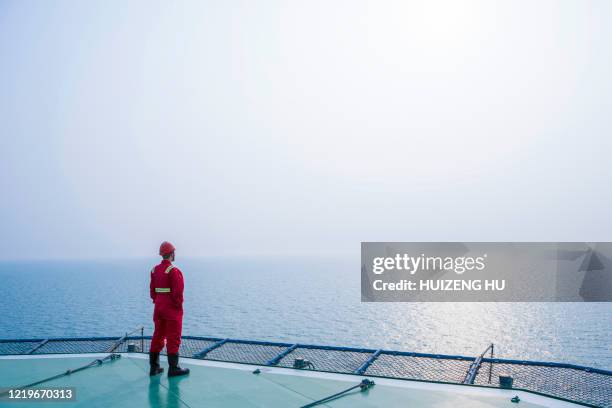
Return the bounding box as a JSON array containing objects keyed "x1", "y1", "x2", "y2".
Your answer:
[{"x1": 149, "y1": 241, "x2": 190, "y2": 377}]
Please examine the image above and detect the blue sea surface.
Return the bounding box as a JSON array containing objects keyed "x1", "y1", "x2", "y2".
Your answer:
[{"x1": 0, "y1": 257, "x2": 610, "y2": 369}]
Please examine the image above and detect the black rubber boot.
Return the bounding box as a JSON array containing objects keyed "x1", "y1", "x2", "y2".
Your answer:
[
  {"x1": 149, "y1": 352, "x2": 164, "y2": 376},
  {"x1": 168, "y1": 354, "x2": 190, "y2": 377}
]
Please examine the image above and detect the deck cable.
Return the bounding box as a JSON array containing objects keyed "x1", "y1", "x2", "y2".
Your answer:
[
  {"x1": 0, "y1": 326, "x2": 143, "y2": 398},
  {"x1": 252, "y1": 371, "x2": 332, "y2": 406},
  {"x1": 252, "y1": 368, "x2": 375, "y2": 407},
  {"x1": 0, "y1": 353, "x2": 122, "y2": 397},
  {"x1": 299, "y1": 378, "x2": 375, "y2": 408}
]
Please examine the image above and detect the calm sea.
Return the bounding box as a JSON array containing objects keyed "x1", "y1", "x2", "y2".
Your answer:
[{"x1": 0, "y1": 257, "x2": 610, "y2": 369}]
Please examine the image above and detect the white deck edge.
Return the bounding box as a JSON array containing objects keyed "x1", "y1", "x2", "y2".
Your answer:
[{"x1": 0, "y1": 353, "x2": 584, "y2": 408}]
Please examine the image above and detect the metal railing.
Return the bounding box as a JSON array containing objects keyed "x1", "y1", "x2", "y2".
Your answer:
[
  {"x1": 1, "y1": 335, "x2": 610, "y2": 407},
  {"x1": 463, "y1": 343, "x2": 494, "y2": 384}
]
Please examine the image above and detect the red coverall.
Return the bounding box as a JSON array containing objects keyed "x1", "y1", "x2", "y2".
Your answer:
[{"x1": 149, "y1": 259, "x2": 184, "y2": 354}]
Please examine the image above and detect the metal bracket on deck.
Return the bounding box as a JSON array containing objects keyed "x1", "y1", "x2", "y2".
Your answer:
[
  {"x1": 354, "y1": 349, "x2": 382, "y2": 375},
  {"x1": 266, "y1": 344, "x2": 299, "y2": 366},
  {"x1": 27, "y1": 339, "x2": 49, "y2": 354},
  {"x1": 193, "y1": 339, "x2": 228, "y2": 359}
]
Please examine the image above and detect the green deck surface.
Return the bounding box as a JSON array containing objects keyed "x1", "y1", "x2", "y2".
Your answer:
[{"x1": 0, "y1": 356, "x2": 555, "y2": 407}]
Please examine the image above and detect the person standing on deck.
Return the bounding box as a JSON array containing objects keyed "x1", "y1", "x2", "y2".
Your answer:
[{"x1": 148, "y1": 241, "x2": 190, "y2": 377}]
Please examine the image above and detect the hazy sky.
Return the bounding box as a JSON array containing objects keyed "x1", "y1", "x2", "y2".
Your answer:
[{"x1": 1, "y1": 0, "x2": 611, "y2": 259}]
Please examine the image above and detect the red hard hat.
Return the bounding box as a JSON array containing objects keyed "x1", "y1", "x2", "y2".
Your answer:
[{"x1": 159, "y1": 241, "x2": 176, "y2": 256}]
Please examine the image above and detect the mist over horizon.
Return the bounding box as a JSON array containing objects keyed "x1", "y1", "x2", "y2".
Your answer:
[{"x1": 2, "y1": 0, "x2": 611, "y2": 259}]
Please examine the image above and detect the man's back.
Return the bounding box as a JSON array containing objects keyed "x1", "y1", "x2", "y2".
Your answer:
[
  {"x1": 149, "y1": 241, "x2": 189, "y2": 377},
  {"x1": 150, "y1": 259, "x2": 184, "y2": 321}
]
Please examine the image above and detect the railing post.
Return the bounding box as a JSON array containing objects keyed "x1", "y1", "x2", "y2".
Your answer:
[
  {"x1": 27, "y1": 339, "x2": 49, "y2": 354},
  {"x1": 193, "y1": 339, "x2": 228, "y2": 359},
  {"x1": 355, "y1": 349, "x2": 382, "y2": 375},
  {"x1": 266, "y1": 344, "x2": 299, "y2": 366},
  {"x1": 464, "y1": 343, "x2": 494, "y2": 385},
  {"x1": 488, "y1": 344, "x2": 494, "y2": 384}
]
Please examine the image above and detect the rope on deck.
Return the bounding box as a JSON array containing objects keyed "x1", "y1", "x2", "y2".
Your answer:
[
  {"x1": 299, "y1": 379, "x2": 375, "y2": 408},
  {"x1": 0, "y1": 353, "x2": 121, "y2": 398}
]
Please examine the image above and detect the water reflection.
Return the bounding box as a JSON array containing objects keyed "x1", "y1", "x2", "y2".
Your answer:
[
  {"x1": 148, "y1": 375, "x2": 188, "y2": 408},
  {"x1": 1, "y1": 258, "x2": 609, "y2": 369}
]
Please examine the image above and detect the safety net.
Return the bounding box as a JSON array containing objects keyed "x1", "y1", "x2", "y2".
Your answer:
[{"x1": 1, "y1": 335, "x2": 610, "y2": 408}]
